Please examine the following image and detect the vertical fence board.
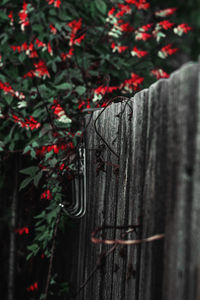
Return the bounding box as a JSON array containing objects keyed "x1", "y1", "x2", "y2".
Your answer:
[
  {"x1": 163, "y1": 63, "x2": 200, "y2": 300},
  {"x1": 69, "y1": 62, "x2": 200, "y2": 300}
]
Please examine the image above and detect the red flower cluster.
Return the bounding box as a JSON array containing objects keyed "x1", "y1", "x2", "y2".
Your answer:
[
  {"x1": 125, "y1": 0, "x2": 150, "y2": 10},
  {"x1": 0, "y1": 81, "x2": 25, "y2": 99},
  {"x1": 151, "y1": 69, "x2": 169, "y2": 79},
  {"x1": 35, "y1": 60, "x2": 50, "y2": 78},
  {"x1": 36, "y1": 142, "x2": 74, "y2": 156},
  {"x1": 94, "y1": 85, "x2": 118, "y2": 95},
  {"x1": 47, "y1": 0, "x2": 61, "y2": 8},
  {"x1": 26, "y1": 282, "x2": 38, "y2": 292},
  {"x1": 18, "y1": 1, "x2": 30, "y2": 31},
  {"x1": 62, "y1": 19, "x2": 85, "y2": 61},
  {"x1": 51, "y1": 100, "x2": 65, "y2": 118},
  {"x1": 13, "y1": 115, "x2": 41, "y2": 130},
  {"x1": 61, "y1": 48, "x2": 74, "y2": 61},
  {"x1": 120, "y1": 73, "x2": 144, "y2": 92},
  {"x1": 116, "y1": 4, "x2": 132, "y2": 17},
  {"x1": 35, "y1": 39, "x2": 53, "y2": 55},
  {"x1": 68, "y1": 19, "x2": 85, "y2": 47},
  {"x1": 24, "y1": 60, "x2": 50, "y2": 79},
  {"x1": 0, "y1": 81, "x2": 14, "y2": 95},
  {"x1": 16, "y1": 227, "x2": 29, "y2": 235},
  {"x1": 11, "y1": 42, "x2": 38, "y2": 58},
  {"x1": 41, "y1": 189, "x2": 52, "y2": 200},
  {"x1": 117, "y1": 21, "x2": 134, "y2": 32},
  {"x1": 131, "y1": 46, "x2": 148, "y2": 58}
]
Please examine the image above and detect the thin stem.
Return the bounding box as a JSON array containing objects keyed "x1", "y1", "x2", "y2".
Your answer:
[
  {"x1": 8, "y1": 156, "x2": 19, "y2": 300},
  {"x1": 43, "y1": 209, "x2": 61, "y2": 300}
]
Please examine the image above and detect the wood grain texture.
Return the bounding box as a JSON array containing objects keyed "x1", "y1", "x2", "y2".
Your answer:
[{"x1": 69, "y1": 62, "x2": 200, "y2": 300}]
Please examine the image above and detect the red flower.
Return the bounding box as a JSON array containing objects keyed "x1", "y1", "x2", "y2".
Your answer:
[
  {"x1": 27, "y1": 282, "x2": 38, "y2": 292},
  {"x1": 74, "y1": 33, "x2": 86, "y2": 45},
  {"x1": 18, "y1": 1, "x2": 30, "y2": 31},
  {"x1": 49, "y1": 24, "x2": 57, "y2": 34},
  {"x1": 0, "y1": 82, "x2": 25, "y2": 100},
  {"x1": 59, "y1": 163, "x2": 65, "y2": 170},
  {"x1": 47, "y1": 0, "x2": 61, "y2": 8},
  {"x1": 23, "y1": 71, "x2": 35, "y2": 78},
  {"x1": 108, "y1": 7, "x2": 115, "y2": 16},
  {"x1": 51, "y1": 100, "x2": 65, "y2": 117},
  {"x1": 155, "y1": 8, "x2": 177, "y2": 17},
  {"x1": 68, "y1": 19, "x2": 82, "y2": 29},
  {"x1": 68, "y1": 19, "x2": 82, "y2": 34},
  {"x1": 54, "y1": 0, "x2": 61, "y2": 7},
  {"x1": 0, "y1": 81, "x2": 14, "y2": 95},
  {"x1": 47, "y1": 42, "x2": 53, "y2": 55},
  {"x1": 68, "y1": 19, "x2": 82, "y2": 46},
  {"x1": 16, "y1": 227, "x2": 29, "y2": 235},
  {"x1": 151, "y1": 68, "x2": 169, "y2": 79},
  {"x1": 94, "y1": 85, "x2": 118, "y2": 95},
  {"x1": 111, "y1": 43, "x2": 128, "y2": 53},
  {"x1": 13, "y1": 114, "x2": 27, "y2": 128},
  {"x1": 125, "y1": 0, "x2": 150, "y2": 10},
  {"x1": 26, "y1": 116, "x2": 41, "y2": 130},
  {"x1": 158, "y1": 20, "x2": 174, "y2": 30},
  {"x1": 118, "y1": 22, "x2": 134, "y2": 32},
  {"x1": 11, "y1": 42, "x2": 38, "y2": 58},
  {"x1": 117, "y1": 4, "x2": 131, "y2": 14},
  {"x1": 35, "y1": 38, "x2": 46, "y2": 48},
  {"x1": 34, "y1": 60, "x2": 50, "y2": 78},
  {"x1": 120, "y1": 73, "x2": 144, "y2": 92},
  {"x1": 174, "y1": 24, "x2": 192, "y2": 36},
  {"x1": 159, "y1": 44, "x2": 178, "y2": 58},
  {"x1": 135, "y1": 32, "x2": 152, "y2": 41},
  {"x1": 8, "y1": 11, "x2": 14, "y2": 25},
  {"x1": 139, "y1": 23, "x2": 153, "y2": 32},
  {"x1": 41, "y1": 189, "x2": 52, "y2": 200},
  {"x1": 13, "y1": 115, "x2": 40, "y2": 130},
  {"x1": 131, "y1": 46, "x2": 148, "y2": 58},
  {"x1": 61, "y1": 50, "x2": 71, "y2": 61}
]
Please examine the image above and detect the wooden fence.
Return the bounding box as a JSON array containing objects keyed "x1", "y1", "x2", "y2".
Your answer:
[{"x1": 67, "y1": 61, "x2": 200, "y2": 300}]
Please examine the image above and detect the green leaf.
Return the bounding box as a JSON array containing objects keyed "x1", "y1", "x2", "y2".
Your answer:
[
  {"x1": 75, "y1": 86, "x2": 86, "y2": 95},
  {"x1": 48, "y1": 158, "x2": 57, "y2": 167},
  {"x1": 34, "y1": 211, "x2": 46, "y2": 219},
  {"x1": 4, "y1": 94, "x2": 13, "y2": 105},
  {"x1": 55, "y1": 83, "x2": 72, "y2": 90},
  {"x1": 1, "y1": 0, "x2": 10, "y2": 4},
  {"x1": 0, "y1": 11, "x2": 8, "y2": 21},
  {"x1": 19, "y1": 177, "x2": 33, "y2": 191},
  {"x1": 20, "y1": 166, "x2": 39, "y2": 176},
  {"x1": 18, "y1": 52, "x2": 26, "y2": 63},
  {"x1": 32, "y1": 24, "x2": 43, "y2": 32},
  {"x1": 95, "y1": 0, "x2": 107, "y2": 15},
  {"x1": 33, "y1": 170, "x2": 43, "y2": 187}
]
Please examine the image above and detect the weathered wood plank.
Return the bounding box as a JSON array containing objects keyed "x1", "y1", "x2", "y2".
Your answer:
[{"x1": 69, "y1": 61, "x2": 200, "y2": 300}]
